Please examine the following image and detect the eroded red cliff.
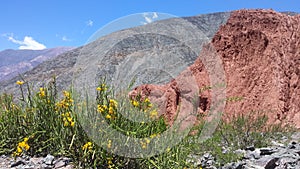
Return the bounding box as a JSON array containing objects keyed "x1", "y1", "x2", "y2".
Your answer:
[{"x1": 130, "y1": 9, "x2": 300, "y2": 129}]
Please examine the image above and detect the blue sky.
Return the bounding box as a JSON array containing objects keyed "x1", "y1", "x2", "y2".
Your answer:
[{"x1": 0, "y1": 0, "x2": 299, "y2": 51}]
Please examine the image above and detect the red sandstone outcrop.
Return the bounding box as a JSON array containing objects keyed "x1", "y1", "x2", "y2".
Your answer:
[{"x1": 130, "y1": 9, "x2": 300, "y2": 129}]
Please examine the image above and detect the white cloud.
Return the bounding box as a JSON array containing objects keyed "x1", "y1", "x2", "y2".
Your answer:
[
  {"x1": 7, "y1": 35, "x2": 46, "y2": 50},
  {"x1": 141, "y1": 12, "x2": 159, "y2": 25},
  {"x1": 86, "y1": 20, "x2": 93, "y2": 27},
  {"x1": 145, "y1": 16, "x2": 152, "y2": 23},
  {"x1": 153, "y1": 12, "x2": 158, "y2": 19},
  {"x1": 56, "y1": 34, "x2": 72, "y2": 42},
  {"x1": 62, "y1": 35, "x2": 71, "y2": 42}
]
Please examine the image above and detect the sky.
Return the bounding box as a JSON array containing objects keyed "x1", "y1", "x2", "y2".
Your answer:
[{"x1": 0, "y1": 0, "x2": 300, "y2": 51}]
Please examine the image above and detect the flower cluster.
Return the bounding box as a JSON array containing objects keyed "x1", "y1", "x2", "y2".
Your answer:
[
  {"x1": 96, "y1": 83, "x2": 108, "y2": 92},
  {"x1": 55, "y1": 91, "x2": 75, "y2": 127},
  {"x1": 61, "y1": 112, "x2": 75, "y2": 127},
  {"x1": 97, "y1": 97, "x2": 118, "y2": 120},
  {"x1": 130, "y1": 97, "x2": 152, "y2": 111},
  {"x1": 107, "y1": 157, "x2": 115, "y2": 169},
  {"x1": 97, "y1": 104, "x2": 107, "y2": 113},
  {"x1": 149, "y1": 109, "x2": 159, "y2": 119},
  {"x1": 56, "y1": 91, "x2": 74, "y2": 110},
  {"x1": 82, "y1": 142, "x2": 93, "y2": 151},
  {"x1": 107, "y1": 140, "x2": 112, "y2": 149},
  {"x1": 15, "y1": 137, "x2": 30, "y2": 156},
  {"x1": 140, "y1": 138, "x2": 150, "y2": 149},
  {"x1": 16, "y1": 80, "x2": 24, "y2": 85},
  {"x1": 130, "y1": 96, "x2": 159, "y2": 119},
  {"x1": 38, "y1": 87, "x2": 46, "y2": 98}
]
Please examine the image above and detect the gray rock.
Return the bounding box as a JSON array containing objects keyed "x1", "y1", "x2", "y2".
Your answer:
[
  {"x1": 276, "y1": 157, "x2": 299, "y2": 168},
  {"x1": 244, "y1": 149, "x2": 261, "y2": 160},
  {"x1": 29, "y1": 157, "x2": 43, "y2": 165},
  {"x1": 271, "y1": 140, "x2": 285, "y2": 147},
  {"x1": 222, "y1": 161, "x2": 245, "y2": 169},
  {"x1": 43, "y1": 154, "x2": 55, "y2": 165},
  {"x1": 257, "y1": 157, "x2": 279, "y2": 169},
  {"x1": 10, "y1": 160, "x2": 25, "y2": 168},
  {"x1": 260, "y1": 147, "x2": 277, "y2": 155},
  {"x1": 245, "y1": 146, "x2": 255, "y2": 151},
  {"x1": 41, "y1": 163, "x2": 53, "y2": 169},
  {"x1": 54, "y1": 160, "x2": 66, "y2": 168}
]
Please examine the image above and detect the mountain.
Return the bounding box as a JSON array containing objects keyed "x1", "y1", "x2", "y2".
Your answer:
[
  {"x1": 0, "y1": 9, "x2": 299, "y2": 128},
  {"x1": 131, "y1": 9, "x2": 300, "y2": 129},
  {"x1": 0, "y1": 47, "x2": 73, "y2": 82},
  {"x1": 0, "y1": 11, "x2": 230, "y2": 95}
]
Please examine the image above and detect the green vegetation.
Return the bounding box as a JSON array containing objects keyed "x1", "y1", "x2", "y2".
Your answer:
[{"x1": 0, "y1": 78, "x2": 293, "y2": 168}]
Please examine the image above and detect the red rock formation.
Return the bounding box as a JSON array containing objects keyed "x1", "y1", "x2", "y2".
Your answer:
[{"x1": 130, "y1": 9, "x2": 300, "y2": 129}]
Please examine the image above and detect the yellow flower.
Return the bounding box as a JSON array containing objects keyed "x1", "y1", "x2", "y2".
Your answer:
[
  {"x1": 39, "y1": 88, "x2": 46, "y2": 97},
  {"x1": 16, "y1": 80, "x2": 24, "y2": 85},
  {"x1": 82, "y1": 142, "x2": 93, "y2": 151},
  {"x1": 65, "y1": 112, "x2": 71, "y2": 117},
  {"x1": 108, "y1": 106, "x2": 114, "y2": 115},
  {"x1": 140, "y1": 141, "x2": 147, "y2": 149},
  {"x1": 150, "y1": 134, "x2": 157, "y2": 138},
  {"x1": 150, "y1": 110, "x2": 158, "y2": 119},
  {"x1": 23, "y1": 137, "x2": 29, "y2": 142},
  {"x1": 131, "y1": 100, "x2": 139, "y2": 107},
  {"x1": 107, "y1": 157, "x2": 113, "y2": 165},
  {"x1": 107, "y1": 140, "x2": 112, "y2": 149},
  {"x1": 144, "y1": 98, "x2": 150, "y2": 103},
  {"x1": 15, "y1": 137, "x2": 30, "y2": 156},
  {"x1": 63, "y1": 91, "x2": 70, "y2": 98},
  {"x1": 107, "y1": 157, "x2": 115, "y2": 168},
  {"x1": 96, "y1": 84, "x2": 107, "y2": 91},
  {"x1": 17, "y1": 146, "x2": 22, "y2": 154},
  {"x1": 62, "y1": 115, "x2": 75, "y2": 127},
  {"x1": 109, "y1": 99, "x2": 117, "y2": 107},
  {"x1": 64, "y1": 121, "x2": 69, "y2": 127},
  {"x1": 97, "y1": 105, "x2": 107, "y2": 113},
  {"x1": 106, "y1": 114, "x2": 112, "y2": 119},
  {"x1": 147, "y1": 103, "x2": 153, "y2": 108}
]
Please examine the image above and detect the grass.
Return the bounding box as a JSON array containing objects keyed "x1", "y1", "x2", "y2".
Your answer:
[{"x1": 0, "y1": 78, "x2": 294, "y2": 168}]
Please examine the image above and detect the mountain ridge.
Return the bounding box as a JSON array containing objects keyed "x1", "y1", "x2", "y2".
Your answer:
[
  {"x1": 0, "y1": 47, "x2": 74, "y2": 82},
  {"x1": 0, "y1": 11, "x2": 231, "y2": 95}
]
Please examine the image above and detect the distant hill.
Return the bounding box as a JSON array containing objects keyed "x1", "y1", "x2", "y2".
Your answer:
[{"x1": 0, "y1": 47, "x2": 74, "y2": 82}]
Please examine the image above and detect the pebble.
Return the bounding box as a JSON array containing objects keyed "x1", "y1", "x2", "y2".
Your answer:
[{"x1": 0, "y1": 154, "x2": 73, "y2": 169}]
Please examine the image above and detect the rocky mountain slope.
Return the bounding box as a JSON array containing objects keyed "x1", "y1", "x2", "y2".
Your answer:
[
  {"x1": 131, "y1": 9, "x2": 300, "y2": 129},
  {"x1": 0, "y1": 47, "x2": 73, "y2": 82},
  {"x1": 0, "y1": 12, "x2": 230, "y2": 95},
  {"x1": 0, "y1": 9, "x2": 299, "y2": 129}
]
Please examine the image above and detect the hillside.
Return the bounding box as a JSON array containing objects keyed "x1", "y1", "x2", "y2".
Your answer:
[
  {"x1": 0, "y1": 12, "x2": 230, "y2": 95},
  {"x1": 0, "y1": 47, "x2": 73, "y2": 82}
]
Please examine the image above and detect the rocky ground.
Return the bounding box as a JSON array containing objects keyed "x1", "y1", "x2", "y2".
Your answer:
[
  {"x1": 1, "y1": 132, "x2": 299, "y2": 169},
  {"x1": 0, "y1": 154, "x2": 73, "y2": 169},
  {"x1": 189, "y1": 132, "x2": 300, "y2": 169}
]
